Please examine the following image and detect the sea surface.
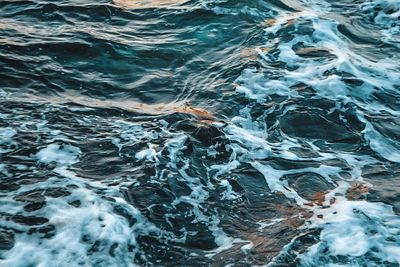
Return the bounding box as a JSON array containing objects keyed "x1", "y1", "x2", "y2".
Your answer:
[{"x1": 0, "y1": 0, "x2": 400, "y2": 266}]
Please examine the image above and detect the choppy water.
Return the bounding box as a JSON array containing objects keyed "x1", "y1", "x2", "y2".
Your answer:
[{"x1": 0, "y1": 0, "x2": 400, "y2": 266}]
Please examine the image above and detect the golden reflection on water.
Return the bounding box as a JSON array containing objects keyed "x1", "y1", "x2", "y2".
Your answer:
[{"x1": 31, "y1": 94, "x2": 215, "y2": 120}]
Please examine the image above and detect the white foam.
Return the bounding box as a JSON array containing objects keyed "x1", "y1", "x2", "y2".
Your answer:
[
  {"x1": 228, "y1": 1, "x2": 400, "y2": 265},
  {"x1": 0, "y1": 127, "x2": 17, "y2": 154},
  {"x1": 2, "y1": 140, "x2": 171, "y2": 266},
  {"x1": 220, "y1": 179, "x2": 239, "y2": 200},
  {"x1": 2, "y1": 0, "x2": 400, "y2": 265},
  {"x1": 135, "y1": 147, "x2": 157, "y2": 162},
  {"x1": 241, "y1": 242, "x2": 254, "y2": 254},
  {"x1": 251, "y1": 162, "x2": 305, "y2": 204},
  {"x1": 0, "y1": 127, "x2": 16, "y2": 142},
  {"x1": 36, "y1": 143, "x2": 81, "y2": 166},
  {"x1": 359, "y1": 115, "x2": 400, "y2": 163},
  {"x1": 301, "y1": 196, "x2": 400, "y2": 265},
  {"x1": 361, "y1": 0, "x2": 400, "y2": 46}
]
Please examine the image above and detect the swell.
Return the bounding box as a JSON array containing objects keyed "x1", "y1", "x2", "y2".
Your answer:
[{"x1": 0, "y1": 0, "x2": 399, "y2": 266}]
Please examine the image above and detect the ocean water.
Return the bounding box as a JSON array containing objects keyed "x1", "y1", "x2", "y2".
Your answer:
[{"x1": 0, "y1": 0, "x2": 399, "y2": 266}]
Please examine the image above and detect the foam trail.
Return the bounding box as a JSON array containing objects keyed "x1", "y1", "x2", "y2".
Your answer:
[
  {"x1": 0, "y1": 0, "x2": 400, "y2": 265},
  {"x1": 224, "y1": 0, "x2": 400, "y2": 265}
]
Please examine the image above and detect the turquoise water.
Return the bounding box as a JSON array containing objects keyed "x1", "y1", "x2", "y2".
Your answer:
[{"x1": 0, "y1": 0, "x2": 400, "y2": 266}]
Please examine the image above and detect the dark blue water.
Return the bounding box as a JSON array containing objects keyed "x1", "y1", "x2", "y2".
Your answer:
[{"x1": 1, "y1": 0, "x2": 400, "y2": 266}]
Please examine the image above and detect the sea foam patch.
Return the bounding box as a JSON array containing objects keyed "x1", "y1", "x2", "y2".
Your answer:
[
  {"x1": 228, "y1": 0, "x2": 400, "y2": 265},
  {"x1": 36, "y1": 143, "x2": 81, "y2": 166},
  {"x1": 301, "y1": 196, "x2": 400, "y2": 266},
  {"x1": 0, "y1": 0, "x2": 399, "y2": 265},
  {"x1": 0, "y1": 127, "x2": 17, "y2": 154}
]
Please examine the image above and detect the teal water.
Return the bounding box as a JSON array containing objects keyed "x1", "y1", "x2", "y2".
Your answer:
[{"x1": 0, "y1": 0, "x2": 400, "y2": 266}]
